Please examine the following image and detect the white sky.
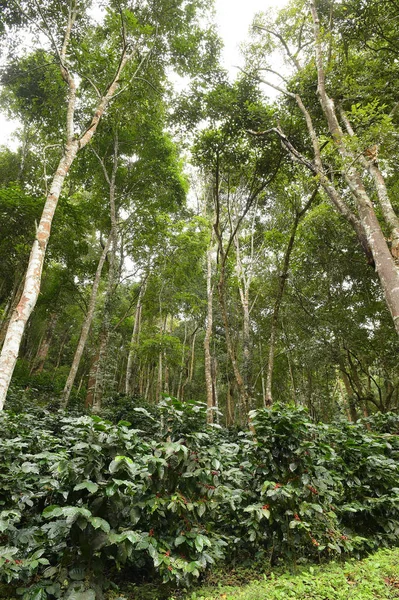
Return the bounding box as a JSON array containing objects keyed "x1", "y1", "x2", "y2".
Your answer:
[
  {"x1": 0, "y1": 0, "x2": 288, "y2": 149},
  {"x1": 215, "y1": 0, "x2": 285, "y2": 76}
]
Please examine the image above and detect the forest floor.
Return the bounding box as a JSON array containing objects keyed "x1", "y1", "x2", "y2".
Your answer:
[{"x1": 160, "y1": 546, "x2": 399, "y2": 600}]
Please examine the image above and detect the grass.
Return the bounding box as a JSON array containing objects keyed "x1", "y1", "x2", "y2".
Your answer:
[
  {"x1": 2, "y1": 548, "x2": 399, "y2": 600},
  {"x1": 172, "y1": 547, "x2": 399, "y2": 600}
]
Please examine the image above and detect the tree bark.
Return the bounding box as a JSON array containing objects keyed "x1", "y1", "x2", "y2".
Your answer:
[
  {"x1": 265, "y1": 189, "x2": 317, "y2": 405},
  {"x1": 234, "y1": 234, "x2": 253, "y2": 402},
  {"x1": 31, "y1": 311, "x2": 58, "y2": 374},
  {"x1": 125, "y1": 279, "x2": 146, "y2": 395},
  {"x1": 0, "y1": 274, "x2": 25, "y2": 350},
  {"x1": 0, "y1": 29, "x2": 133, "y2": 409},
  {"x1": 340, "y1": 109, "x2": 399, "y2": 258},
  {"x1": 87, "y1": 135, "x2": 120, "y2": 412},
  {"x1": 310, "y1": 0, "x2": 399, "y2": 335},
  {"x1": 62, "y1": 234, "x2": 112, "y2": 407},
  {"x1": 177, "y1": 322, "x2": 188, "y2": 400},
  {"x1": 204, "y1": 241, "x2": 215, "y2": 423}
]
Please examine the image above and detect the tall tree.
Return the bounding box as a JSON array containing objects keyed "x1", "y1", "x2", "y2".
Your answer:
[
  {"x1": 246, "y1": 0, "x2": 399, "y2": 337},
  {"x1": 0, "y1": 0, "x2": 219, "y2": 408}
]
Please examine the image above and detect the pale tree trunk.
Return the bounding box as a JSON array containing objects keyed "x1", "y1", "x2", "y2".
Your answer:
[
  {"x1": 177, "y1": 322, "x2": 188, "y2": 400},
  {"x1": 164, "y1": 315, "x2": 173, "y2": 395},
  {"x1": 254, "y1": 5, "x2": 399, "y2": 334},
  {"x1": 281, "y1": 320, "x2": 297, "y2": 405},
  {"x1": 156, "y1": 315, "x2": 167, "y2": 403},
  {"x1": 85, "y1": 346, "x2": 100, "y2": 409},
  {"x1": 31, "y1": 311, "x2": 58, "y2": 374},
  {"x1": 213, "y1": 182, "x2": 248, "y2": 422},
  {"x1": 0, "y1": 276, "x2": 25, "y2": 350},
  {"x1": 310, "y1": 0, "x2": 399, "y2": 334},
  {"x1": 181, "y1": 326, "x2": 198, "y2": 400},
  {"x1": 258, "y1": 340, "x2": 267, "y2": 407},
  {"x1": 125, "y1": 279, "x2": 147, "y2": 395},
  {"x1": 339, "y1": 109, "x2": 399, "y2": 258},
  {"x1": 217, "y1": 271, "x2": 248, "y2": 421},
  {"x1": 62, "y1": 234, "x2": 112, "y2": 407},
  {"x1": 156, "y1": 349, "x2": 163, "y2": 404},
  {"x1": 89, "y1": 136, "x2": 120, "y2": 412},
  {"x1": 204, "y1": 240, "x2": 215, "y2": 423},
  {"x1": 265, "y1": 189, "x2": 317, "y2": 405},
  {"x1": 234, "y1": 235, "x2": 252, "y2": 401},
  {"x1": 0, "y1": 15, "x2": 134, "y2": 408},
  {"x1": 144, "y1": 364, "x2": 151, "y2": 402},
  {"x1": 189, "y1": 329, "x2": 197, "y2": 382},
  {"x1": 211, "y1": 355, "x2": 219, "y2": 423}
]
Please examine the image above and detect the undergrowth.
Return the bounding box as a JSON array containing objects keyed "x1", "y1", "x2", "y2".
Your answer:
[{"x1": 1, "y1": 398, "x2": 399, "y2": 599}]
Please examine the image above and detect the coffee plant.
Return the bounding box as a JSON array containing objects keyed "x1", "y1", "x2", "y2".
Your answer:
[{"x1": 1, "y1": 399, "x2": 399, "y2": 599}]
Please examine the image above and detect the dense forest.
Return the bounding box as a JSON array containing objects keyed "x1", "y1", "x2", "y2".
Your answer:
[{"x1": 1, "y1": 0, "x2": 399, "y2": 598}]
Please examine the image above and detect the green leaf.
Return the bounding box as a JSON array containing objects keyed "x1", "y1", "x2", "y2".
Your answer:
[
  {"x1": 42, "y1": 505, "x2": 63, "y2": 518},
  {"x1": 194, "y1": 536, "x2": 204, "y2": 552},
  {"x1": 21, "y1": 462, "x2": 40, "y2": 474},
  {"x1": 89, "y1": 517, "x2": 110, "y2": 533},
  {"x1": 175, "y1": 536, "x2": 185, "y2": 546},
  {"x1": 73, "y1": 481, "x2": 99, "y2": 494}
]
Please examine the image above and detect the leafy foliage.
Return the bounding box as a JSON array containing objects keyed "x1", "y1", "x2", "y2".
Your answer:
[{"x1": 1, "y1": 402, "x2": 399, "y2": 598}]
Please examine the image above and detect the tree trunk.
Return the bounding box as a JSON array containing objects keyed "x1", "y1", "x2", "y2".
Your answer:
[
  {"x1": 156, "y1": 348, "x2": 163, "y2": 404},
  {"x1": 265, "y1": 190, "x2": 317, "y2": 405},
  {"x1": 339, "y1": 110, "x2": 399, "y2": 258},
  {"x1": 85, "y1": 346, "x2": 101, "y2": 409},
  {"x1": 310, "y1": 0, "x2": 399, "y2": 335},
  {"x1": 0, "y1": 273, "x2": 25, "y2": 350},
  {"x1": 217, "y1": 270, "x2": 248, "y2": 421},
  {"x1": 62, "y1": 235, "x2": 111, "y2": 405},
  {"x1": 125, "y1": 280, "x2": 146, "y2": 395},
  {"x1": 177, "y1": 322, "x2": 188, "y2": 400},
  {"x1": 204, "y1": 242, "x2": 215, "y2": 423},
  {"x1": 0, "y1": 38, "x2": 133, "y2": 409},
  {"x1": 89, "y1": 136, "x2": 120, "y2": 412},
  {"x1": 31, "y1": 311, "x2": 58, "y2": 374}
]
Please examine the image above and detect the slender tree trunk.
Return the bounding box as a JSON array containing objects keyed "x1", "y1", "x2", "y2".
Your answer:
[
  {"x1": 338, "y1": 353, "x2": 359, "y2": 422},
  {"x1": 89, "y1": 136, "x2": 120, "y2": 411},
  {"x1": 189, "y1": 329, "x2": 197, "y2": 382},
  {"x1": 265, "y1": 191, "x2": 316, "y2": 405},
  {"x1": 226, "y1": 378, "x2": 234, "y2": 426},
  {"x1": 85, "y1": 346, "x2": 101, "y2": 409},
  {"x1": 204, "y1": 242, "x2": 215, "y2": 422},
  {"x1": 0, "y1": 35, "x2": 133, "y2": 408},
  {"x1": 62, "y1": 235, "x2": 111, "y2": 406},
  {"x1": 156, "y1": 349, "x2": 163, "y2": 404},
  {"x1": 177, "y1": 322, "x2": 188, "y2": 400},
  {"x1": 259, "y1": 340, "x2": 267, "y2": 407},
  {"x1": 211, "y1": 355, "x2": 219, "y2": 423},
  {"x1": 181, "y1": 327, "x2": 198, "y2": 398},
  {"x1": 31, "y1": 311, "x2": 58, "y2": 374},
  {"x1": 144, "y1": 364, "x2": 151, "y2": 402},
  {"x1": 234, "y1": 231, "x2": 255, "y2": 403},
  {"x1": 217, "y1": 270, "x2": 248, "y2": 421},
  {"x1": 52, "y1": 327, "x2": 71, "y2": 380},
  {"x1": 77, "y1": 373, "x2": 84, "y2": 396},
  {"x1": 125, "y1": 280, "x2": 146, "y2": 395}
]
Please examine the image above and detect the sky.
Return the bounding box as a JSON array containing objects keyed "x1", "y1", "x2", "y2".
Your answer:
[
  {"x1": 0, "y1": 0, "x2": 288, "y2": 148},
  {"x1": 215, "y1": 0, "x2": 285, "y2": 76}
]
